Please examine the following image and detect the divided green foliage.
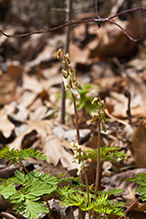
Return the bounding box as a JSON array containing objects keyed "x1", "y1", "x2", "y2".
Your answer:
[
  {"x1": 128, "y1": 173, "x2": 146, "y2": 201},
  {"x1": 0, "y1": 143, "x2": 127, "y2": 218},
  {"x1": 0, "y1": 145, "x2": 47, "y2": 164},
  {"x1": 0, "y1": 170, "x2": 59, "y2": 219},
  {"x1": 56, "y1": 84, "x2": 99, "y2": 115},
  {"x1": 82, "y1": 145, "x2": 127, "y2": 163},
  {"x1": 58, "y1": 185, "x2": 125, "y2": 218},
  {"x1": 0, "y1": 181, "x2": 16, "y2": 199},
  {"x1": 77, "y1": 84, "x2": 99, "y2": 115},
  {"x1": 93, "y1": 193, "x2": 125, "y2": 218}
]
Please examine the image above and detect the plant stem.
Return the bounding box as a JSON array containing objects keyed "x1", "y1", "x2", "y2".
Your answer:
[
  {"x1": 84, "y1": 169, "x2": 91, "y2": 219},
  {"x1": 72, "y1": 93, "x2": 80, "y2": 145},
  {"x1": 72, "y1": 88, "x2": 91, "y2": 219},
  {"x1": 95, "y1": 120, "x2": 101, "y2": 194},
  {"x1": 61, "y1": 0, "x2": 72, "y2": 124},
  {"x1": 78, "y1": 207, "x2": 82, "y2": 219},
  {"x1": 70, "y1": 206, "x2": 75, "y2": 219},
  {"x1": 118, "y1": 197, "x2": 141, "y2": 219}
]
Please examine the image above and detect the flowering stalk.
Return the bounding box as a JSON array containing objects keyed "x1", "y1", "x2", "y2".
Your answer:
[
  {"x1": 57, "y1": 49, "x2": 82, "y2": 144},
  {"x1": 57, "y1": 49, "x2": 91, "y2": 219},
  {"x1": 91, "y1": 97, "x2": 106, "y2": 194},
  {"x1": 72, "y1": 141, "x2": 91, "y2": 219}
]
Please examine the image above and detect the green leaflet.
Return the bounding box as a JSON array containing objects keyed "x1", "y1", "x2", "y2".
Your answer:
[
  {"x1": 24, "y1": 200, "x2": 49, "y2": 219},
  {"x1": 82, "y1": 145, "x2": 127, "y2": 163},
  {"x1": 11, "y1": 170, "x2": 58, "y2": 196},
  {"x1": 0, "y1": 170, "x2": 58, "y2": 219},
  {"x1": 0, "y1": 145, "x2": 47, "y2": 164},
  {"x1": 58, "y1": 185, "x2": 125, "y2": 217},
  {"x1": 128, "y1": 173, "x2": 146, "y2": 201},
  {"x1": 0, "y1": 182, "x2": 16, "y2": 199}
]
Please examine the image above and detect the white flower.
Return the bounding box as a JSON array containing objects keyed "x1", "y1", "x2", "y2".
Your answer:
[
  {"x1": 77, "y1": 161, "x2": 86, "y2": 176},
  {"x1": 70, "y1": 88, "x2": 80, "y2": 100},
  {"x1": 63, "y1": 76, "x2": 71, "y2": 91}
]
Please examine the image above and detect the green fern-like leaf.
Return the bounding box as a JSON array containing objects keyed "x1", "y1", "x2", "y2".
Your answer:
[
  {"x1": 83, "y1": 145, "x2": 127, "y2": 163},
  {"x1": 0, "y1": 145, "x2": 47, "y2": 164},
  {"x1": 24, "y1": 200, "x2": 49, "y2": 219},
  {"x1": 4, "y1": 170, "x2": 59, "y2": 219},
  {"x1": 128, "y1": 173, "x2": 146, "y2": 201},
  {"x1": 0, "y1": 182, "x2": 16, "y2": 199},
  {"x1": 93, "y1": 194, "x2": 125, "y2": 217}
]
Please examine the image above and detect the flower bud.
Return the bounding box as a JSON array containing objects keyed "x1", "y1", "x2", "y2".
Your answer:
[{"x1": 57, "y1": 49, "x2": 62, "y2": 59}]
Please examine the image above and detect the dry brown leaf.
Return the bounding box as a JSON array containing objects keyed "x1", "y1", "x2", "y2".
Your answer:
[
  {"x1": 8, "y1": 119, "x2": 74, "y2": 168},
  {"x1": 0, "y1": 105, "x2": 15, "y2": 138},
  {"x1": 105, "y1": 92, "x2": 128, "y2": 118},
  {"x1": 9, "y1": 120, "x2": 52, "y2": 150},
  {"x1": 71, "y1": 23, "x2": 87, "y2": 42},
  {"x1": 20, "y1": 33, "x2": 47, "y2": 61},
  {"x1": 26, "y1": 44, "x2": 56, "y2": 69},
  {"x1": 125, "y1": 187, "x2": 136, "y2": 206},
  {"x1": 95, "y1": 76, "x2": 124, "y2": 93},
  {"x1": 0, "y1": 65, "x2": 23, "y2": 105},
  {"x1": 17, "y1": 90, "x2": 37, "y2": 108},
  {"x1": 125, "y1": 71, "x2": 146, "y2": 108},
  {"x1": 29, "y1": 106, "x2": 48, "y2": 121},
  {"x1": 22, "y1": 74, "x2": 43, "y2": 94},
  {"x1": 41, "y1": 62, "x2": 61, "y2": 79},
  {"x1": 131, "y1": 106, "x2": 146, "y2": 118},
  {"x1": 7, "y1": 102, "x2": 28, "y2": 122},
  {"x1": 131, "y1": 120, "x2": 146, "y2": 168},
  {"x1": 137, "y1": 202, "x2": 146, "y2": 212},
  {"x1": 69, "y1": 43, "x2": 90, "y2": 65},
  {"x1": 101, "y1": 168, "x2": 146, "y2": 198},
  {"x1": 43, "y1": 134, "x2": 73, "y2": 167},
  {"x1": 88, "y1": 16, "x2": 139, "y2": 58}
]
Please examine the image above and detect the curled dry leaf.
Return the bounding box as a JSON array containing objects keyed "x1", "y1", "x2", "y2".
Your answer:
[
  {"x1": 43, "y1": 134, "x2": 73, "y2": 167},
  {"x1": 8, "y1": 120, "x2": 74, "y2": 168},
  {"x1": 9, "y1": 120, "x2": 52, "y2": 150},
  {"x1": 125, "y1": 71, "x2": 146, "y2": 108},
  {"x1": 0, "y1": 65, "x2": 23, "y2": 105},
  {"x1": 0, "y1": 105, "x2": 15, "y2": 138},
  {"x1": 101, "y1": 168, "x2": 146, "y2": 198}
]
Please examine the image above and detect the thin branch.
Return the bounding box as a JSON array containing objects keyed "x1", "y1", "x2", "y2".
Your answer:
[
  {"x1": 95, "y1": 0, "x2": 101, "y2": 18},
  {"x1": 0, "y1": 19, "x2": 94, "y2": 37},
  {"x1": 107, "y1": 19, "x2": 146, "y2": 41},
  {"x1": 0, "y1": 7, "x2": 146, "y2": 41},
  {"x1": 108, "y1": 7, "x2": 146, "y2": 20}
]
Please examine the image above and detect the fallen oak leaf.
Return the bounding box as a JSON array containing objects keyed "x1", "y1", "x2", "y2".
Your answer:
[
  {"x1": 0, "y1": 105, "x2": 15, "y2": 138},
  {"x1": 9, "y1": 120, "x2": 52, "y2": 150},
  {"x1": 8, "y1": 120, "x2": 75, "y2": 168},
  {"x1": 43, "y1": 134, "x2": 73, "y2": 167}
]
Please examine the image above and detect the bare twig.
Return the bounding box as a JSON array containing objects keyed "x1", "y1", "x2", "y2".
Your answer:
[
  {"x1": 95, "y1": 0, "x2": 101, "y2": 18},
  {"x1": 0, "y1": 7, "x2": 146, "y2": 41},
  {"x1": 118, "y1": 197, "x2": 141, "y2": 219},
  {"x1": 125, "y1": 90, "x2": 134, "y2": 126}
]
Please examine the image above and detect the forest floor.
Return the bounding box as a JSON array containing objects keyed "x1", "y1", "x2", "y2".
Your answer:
[{"x1": 0, "y1": 1, "x2": 146, "y2": 219}]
